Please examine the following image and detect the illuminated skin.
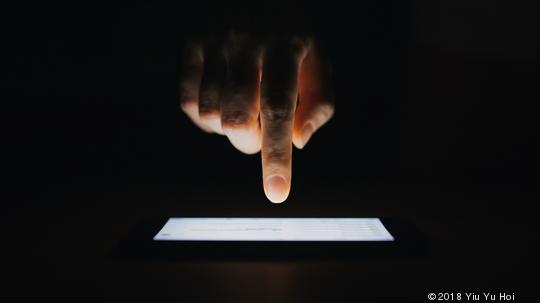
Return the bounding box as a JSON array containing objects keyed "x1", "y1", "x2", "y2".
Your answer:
[{"x1": 180, "y1": 33, "x2": 334, "y2": 203}]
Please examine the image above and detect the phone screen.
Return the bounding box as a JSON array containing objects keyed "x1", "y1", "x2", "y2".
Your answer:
[{"x1": 153, "y1": 218, "x2": 394, "y2": 241}]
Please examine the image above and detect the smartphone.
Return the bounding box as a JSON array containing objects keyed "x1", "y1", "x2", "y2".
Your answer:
[{"x1": 116, "y1": 217, "x2": 427, "y2": 260}]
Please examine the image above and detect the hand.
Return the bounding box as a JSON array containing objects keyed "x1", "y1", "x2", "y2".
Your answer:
[{"x1": 179, "y1": 33, "x2": 334, "y2": 203}]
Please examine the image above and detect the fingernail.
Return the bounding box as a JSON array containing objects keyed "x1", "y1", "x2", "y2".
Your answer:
[
  {"x1": 264, "y1": 175, "x2": 289, "y2": 203},
  {"x1": 301, "y1": 122, "x2": 315, "y2": 148}
]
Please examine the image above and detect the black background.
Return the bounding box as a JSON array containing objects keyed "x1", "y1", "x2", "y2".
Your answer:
[{"x1": 5, "y1": 1, "x2": 539, "y2": 302}]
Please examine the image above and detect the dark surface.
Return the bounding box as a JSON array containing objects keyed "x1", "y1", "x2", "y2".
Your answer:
[
  {"x1": 5, "y1": 1, "x2": 538, "y2": 302},
  {"x1": 4, "y1": 184, "x2": 536, "y2": 302},
  {"x1": 116, "y1": 217, "x2": 426, "y2": 260}
]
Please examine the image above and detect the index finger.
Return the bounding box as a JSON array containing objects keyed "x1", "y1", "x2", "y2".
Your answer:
[{"x1": 260, "y1": 39, "x2": 307, "y2": 203}]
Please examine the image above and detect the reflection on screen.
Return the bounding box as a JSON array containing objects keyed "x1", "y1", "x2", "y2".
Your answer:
[{"x1": 153, "y1": 218, "x2": 394, "y2": 241}]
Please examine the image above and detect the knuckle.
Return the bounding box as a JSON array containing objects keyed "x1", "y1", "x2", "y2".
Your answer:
[
  {"x1": 198, "y1": 107, "x2": 220, "y2": 120},
  {"x1": 261, "y1": 105, "x2": 294, "y2": 123},
  {"x1": 265, "y1": 145, "x2": 289, "y2": 163},
  {"x1": 261, "y1": 90, "x2": 296, "y2": 123},
  {"x1": 221, "y1": 110, "x2": 252, "y2": 128}
]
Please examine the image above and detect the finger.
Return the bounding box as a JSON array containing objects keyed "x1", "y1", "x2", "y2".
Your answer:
[
  {"x1": 199, "y1": 40, "x2": 226, "y2": 135},
  {"x1": 260, "y1": 38, "x2": 308, "y2": 203},
  {"x1": 220, "y1": 34, "x2": 262, "y2": 154},
  {"x1": 293, "y1": 44, "x2": 335, "y2": 149},
  {"x1": 179, "y1": 42, "x2": 211, "y2": 132}
]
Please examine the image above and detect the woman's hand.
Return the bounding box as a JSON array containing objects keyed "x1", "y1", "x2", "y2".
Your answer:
[{"x1": 180, "y1": 33, "x2": 334, "y2": 203}]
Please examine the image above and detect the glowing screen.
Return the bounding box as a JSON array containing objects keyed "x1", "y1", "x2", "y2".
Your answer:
[{"x1": 154, "y1": 218, "x2": 394, "y2": 241}]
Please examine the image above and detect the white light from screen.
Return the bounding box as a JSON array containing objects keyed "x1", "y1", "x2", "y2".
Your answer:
[{"x1": 153, "y1": 218, "x2": 394, "y2": 241}]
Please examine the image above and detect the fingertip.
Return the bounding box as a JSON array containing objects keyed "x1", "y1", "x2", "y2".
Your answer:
[{"x1": 264, "y1": 175, "x2": 290, "y2": 203}]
